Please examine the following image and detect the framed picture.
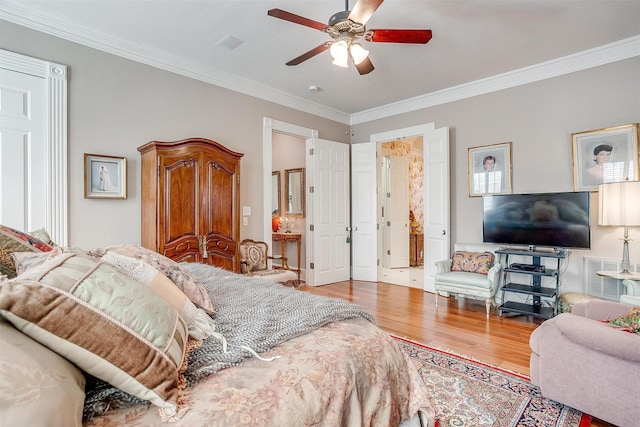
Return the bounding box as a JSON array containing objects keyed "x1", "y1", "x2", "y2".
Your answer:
[
  {"x1": 572, "y1": 123, "x2": 639, "y2": 191},
  {"x1": 468, "y1": 142, "x2": 513, "y2": 197},
  {"x1": 84, "y1": 154, "x2": 127, "y2": 199}
]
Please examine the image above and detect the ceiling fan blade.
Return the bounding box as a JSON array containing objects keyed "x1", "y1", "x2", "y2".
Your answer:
[
  {"x1": 365, "y1": 29, "x2": 432, "y2": 44},
  {"x1": 348, "y1": 0, "x2": 383, "y2": 25},
  {"x1": 355, "y1": 56, "x2": 375, "y2": 75},
  {"x1": 285, "y1": 44, "x2": 331, "y2": 66},
  {"x1": 268, "y1": 9, "x2": 327, "y2": 31}
]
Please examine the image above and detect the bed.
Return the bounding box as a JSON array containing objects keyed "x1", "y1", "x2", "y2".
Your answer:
[{"x1": 0, "y1": 231, "x2": 436, "y2": 426}]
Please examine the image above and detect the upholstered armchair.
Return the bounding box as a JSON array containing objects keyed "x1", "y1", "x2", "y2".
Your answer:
[
  {"x1": 530, "y1": 300, "x2": 639, "y2": 427},
  {"x1": 238, "y1": 239, "x2": 297, "y2": 286},
  {"x1": 621, "y1": 279, "x2": 640, "y2": 306},
  {"x1": 434, "y1": 243, "x2": 502, "y2": 317}
]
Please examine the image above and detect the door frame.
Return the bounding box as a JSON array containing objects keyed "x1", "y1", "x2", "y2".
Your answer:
[
  {"x1": 261, "y1": 118, "x2": 317, "y2": 243},
  {"x1": 370, "y1": 123, "x2": 446, "y2": 288},
  {"x1": 0, "y1": 49, "x2": 68, "y2": 245}
]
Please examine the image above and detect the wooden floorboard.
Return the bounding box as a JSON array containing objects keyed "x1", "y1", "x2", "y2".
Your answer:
[{"x1": 299, "y1": 280, "x2": 615, "y2": 427}]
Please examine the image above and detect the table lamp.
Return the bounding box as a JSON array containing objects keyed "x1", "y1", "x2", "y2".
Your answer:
[{"x1": 598, "y1": 180, "x2": 640, "y2": 274}]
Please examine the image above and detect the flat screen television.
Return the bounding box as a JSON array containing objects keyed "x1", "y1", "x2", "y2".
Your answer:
[{"x1": 482, "y1": 191, "x2": 591, "y2": 249}]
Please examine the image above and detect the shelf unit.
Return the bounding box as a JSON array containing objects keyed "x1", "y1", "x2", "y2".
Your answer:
[{"x1": 496, "y1": 248, "x2": 568, "y2": 319}]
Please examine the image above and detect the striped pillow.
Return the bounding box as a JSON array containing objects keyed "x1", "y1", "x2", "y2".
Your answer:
[{"x1": 0, "y1": 251, "x2": 193, "y2": 421}]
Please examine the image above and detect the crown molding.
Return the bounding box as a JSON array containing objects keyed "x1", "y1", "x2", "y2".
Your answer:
[
  {"x1": 2, "y1": 0, "x2": 638, "y2": 126},
  {"x1": 0, "y1": 0, "x2": 351, "y2": 124},
  {"x1": 351, "y1": 35, "x2": 640, "y2": 125}
]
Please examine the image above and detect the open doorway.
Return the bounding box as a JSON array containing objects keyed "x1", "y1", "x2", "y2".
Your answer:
[
  {"x1": 379, "y1": 137, "x2": 424, "y2": 289},
  {"x1": 271, "y1": 132, "x2": 306, "y2": 281}
]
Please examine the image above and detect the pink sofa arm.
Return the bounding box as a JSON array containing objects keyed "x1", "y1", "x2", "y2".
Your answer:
[
  {"x1": 572, "y1": 299, "x2": 631, "y2": 320},
  {"x1": 553, "y1": 313, "x2": 640, "y2": 363}
]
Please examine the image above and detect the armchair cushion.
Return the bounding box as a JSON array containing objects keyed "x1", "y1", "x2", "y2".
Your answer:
[{"x1": 450, "y1": 251, "x2": 494, "y2": 275}]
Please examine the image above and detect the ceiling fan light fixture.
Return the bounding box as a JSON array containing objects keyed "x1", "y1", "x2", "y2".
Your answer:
[
  {"x1": 330, "y1": 40, "x2": 349, "y2": 67},
  {"x1": 349, "y1": 42, "x2": 369, "y2": 65}
]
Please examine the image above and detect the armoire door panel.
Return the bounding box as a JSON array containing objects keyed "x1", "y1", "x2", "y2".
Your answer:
[
  {"x1": 163, "y1": 235, "x2": 201, "y2": 262},
  {"x1": 160, "y1": 155, "x2": 200, "y2": 259}
]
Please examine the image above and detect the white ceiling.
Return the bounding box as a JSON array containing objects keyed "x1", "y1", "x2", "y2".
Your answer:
[{"x1": 2, "y1": 0, "x2": 639, "y2": 123}]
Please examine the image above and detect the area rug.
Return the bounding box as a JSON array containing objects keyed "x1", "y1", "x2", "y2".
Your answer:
[{"x1": 393, "y1": 336, "x2": 592, "y2": 427}]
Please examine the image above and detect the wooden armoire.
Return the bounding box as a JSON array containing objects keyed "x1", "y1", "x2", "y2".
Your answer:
[{"x1": 138, "y1": 137, "x2": 244, "y2": 272}]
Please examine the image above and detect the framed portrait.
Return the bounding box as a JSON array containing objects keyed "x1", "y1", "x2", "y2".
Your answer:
[
  {"x1": 84, "y1": 154, "x2": 127, "y2": 199},
  {"x1": 572, "y1": 123, "x2": 639, "y2": 192},
  {"x1": 468, "y1": 142, "x2": 512, "y2": 197}
]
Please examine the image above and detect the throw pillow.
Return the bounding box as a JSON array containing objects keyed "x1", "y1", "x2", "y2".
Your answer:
[
  {"x1": 450, "y1": 251, "x2": 495, "y2": 275},
  {"x1": 101, "y1": 251, "x2": 217, "y2": 340},
  {"x1": 0, "y1": 318, "x2": 86, "y2": 427},
  {"x1": 0, "y1": 251, "x2": 193, "y2": 421},
  {"x1": 12, "y1": 247, "x2": 63, "y2": 276},
  {"x1": 606, "y1": 306, "x2": 640, "y2": 334},
  {"x1": 0, "y1": 224, "x2": 52, "y2": 279},
  {"x1": 89, "y1": 244, "x2": 213, "y2": 313},
  {"x1": 28, "y1": 228, "x2": 55, "y2": 246}
]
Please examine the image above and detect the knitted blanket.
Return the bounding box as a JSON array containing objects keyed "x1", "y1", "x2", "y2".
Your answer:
[
  {"x1": 183, "y1": 263, "x2": 376, "y2": 384},
  {"x1": 83, "y1": 263, "x2": 375, "y2": 419}
]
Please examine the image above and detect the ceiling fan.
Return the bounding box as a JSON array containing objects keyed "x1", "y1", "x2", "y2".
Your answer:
[{"x1": 267, "y1": 0, "x2": 432, "y2": 75}]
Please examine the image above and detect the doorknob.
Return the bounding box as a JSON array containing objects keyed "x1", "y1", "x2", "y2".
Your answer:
[
  {"x1": 346, "y1": 226, "x2": 352, "y2": 232},
  {"x1": 442, "y1": 230, "x2": 447, "y2": 235}
]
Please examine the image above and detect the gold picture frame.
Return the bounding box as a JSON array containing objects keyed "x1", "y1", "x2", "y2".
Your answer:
[
  {"x1": 84, "y1": 153, "x2": 127, "y2": 199},
  {"x1": 571, "y1": 123, "x2": 639, "y2": 191},
  {"x1": 468, "y1": 142, "x2": 513, "y2": 197}
]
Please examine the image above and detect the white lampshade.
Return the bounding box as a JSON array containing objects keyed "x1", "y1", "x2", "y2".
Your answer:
[
  {"x1": 598, "y1": 181, "x2": 640, "y2": 226},
  {"x1": 349, "y1": 43, "x2": 369, "y2": 65},
  {"x1": 330, "y1": 40, "x2": 349, "y2": 68}
]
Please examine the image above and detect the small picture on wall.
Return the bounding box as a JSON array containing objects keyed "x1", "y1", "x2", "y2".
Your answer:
[
  {"x1": 84, "y1": 154, "x2": 127, "y2": 199},
  {"x1": 468, "y1": 142, "x2": 513, "y2": 197},
  {"x1": 571, "y1": 123, "x2": 639, "y2": 192}
]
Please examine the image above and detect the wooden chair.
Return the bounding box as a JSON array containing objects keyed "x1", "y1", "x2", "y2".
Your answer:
[{"x1": 238, "y1": 239, "x2": 298, "y2": 287}]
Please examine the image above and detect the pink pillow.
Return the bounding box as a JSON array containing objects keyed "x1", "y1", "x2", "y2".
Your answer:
[{"x1": 450, "y1": 251, "x2": 495, "y2": 275}]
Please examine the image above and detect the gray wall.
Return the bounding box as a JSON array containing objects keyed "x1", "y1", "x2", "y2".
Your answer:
[
  {"x1": 2, "y1": 20, "x2": 640, "y2": 293},
  {"x1": 351, "y1": 57, "x2": 640, "y2": 291},
  {"x1": 0, "y1": 20, "x2": 349, "y2": 249}
]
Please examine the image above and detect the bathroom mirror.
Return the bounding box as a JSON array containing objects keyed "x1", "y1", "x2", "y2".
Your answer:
[
  {"x1": 271, "y1": 171, "x2": 281, "y2": 216},
  {"x1": 284, "y1": 168, "x2": 305, "y2": 217}
]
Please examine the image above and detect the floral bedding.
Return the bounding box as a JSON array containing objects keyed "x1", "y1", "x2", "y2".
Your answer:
[
  {"x1": 83, "y1": 318, "x2": 435, "y2": 426},
  {"x1": 0, "y1": 233, "x2": 435, "y2": 427}
]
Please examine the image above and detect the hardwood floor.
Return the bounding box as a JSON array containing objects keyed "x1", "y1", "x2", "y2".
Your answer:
[{"x1": 299, "y1": 280, "x2": 615, "y2": 427}]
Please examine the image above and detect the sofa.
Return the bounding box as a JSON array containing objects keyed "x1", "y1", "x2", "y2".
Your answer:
[
  {"x1": 434, "y1": 243, "x2": 502, "y2": 317},
  {"x1": 529, "y1": 300, "x2": 640, "y2": 427}
]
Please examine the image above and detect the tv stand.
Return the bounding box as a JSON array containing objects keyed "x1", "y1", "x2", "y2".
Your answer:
[{"x1": 496, "y1": 248, "x2": 567, "y2": 319}]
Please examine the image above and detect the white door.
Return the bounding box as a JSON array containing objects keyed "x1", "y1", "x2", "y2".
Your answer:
[
  {"x1": 387, "y1": 156, "x2": 410, "y2": 268},
  {"x1": 306, "y1": 138, "x2": 350, "y2": 286},
  {"x1": 424, "y1": 126, "x2": 450, "y2": 293},
  {"x1": 0, "y1": 68, "x2": 47, "y2": 231},
  {"x1": 351, "y1": 142, "x2": 377, "y2": 281}
]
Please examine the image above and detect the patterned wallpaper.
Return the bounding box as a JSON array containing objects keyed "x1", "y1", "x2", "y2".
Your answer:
[{"x1": 381, "y1": 141, "x2": 424, "y2": 229}]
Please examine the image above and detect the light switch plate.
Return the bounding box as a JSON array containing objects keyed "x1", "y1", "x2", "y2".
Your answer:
[{"x1": 242, "y1": 206, "x2": 251, "y2": 216}]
